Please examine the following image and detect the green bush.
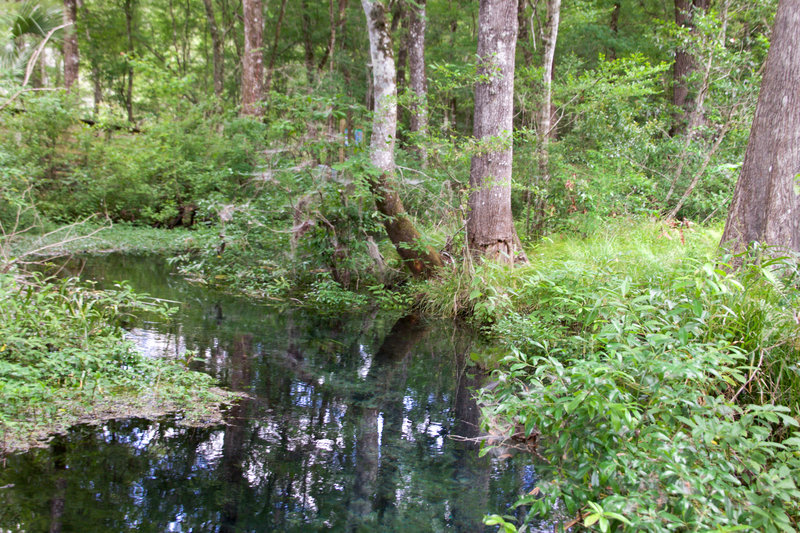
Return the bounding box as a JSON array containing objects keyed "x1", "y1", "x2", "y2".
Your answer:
[{"x1": 477, "y1": 245, "x2": 800, "y2": 531}]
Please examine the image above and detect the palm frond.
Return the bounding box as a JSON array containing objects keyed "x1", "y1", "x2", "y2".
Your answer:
[
  {"x1": 5, "y1": 1, "x2": 63, "y2": 40},
  {"x1": 0, "y1": 1, "x2": 63, "y2": 82}
]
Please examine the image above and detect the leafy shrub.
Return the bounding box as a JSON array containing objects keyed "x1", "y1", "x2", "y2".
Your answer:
[{"x1": 478, "y1": 244, "x2": 800, "y2": 531}]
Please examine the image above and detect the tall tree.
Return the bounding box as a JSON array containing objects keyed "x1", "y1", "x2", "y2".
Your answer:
[
  {"x1": 361, "y1": 0, "x2": 443, "y2": 277},
  {"x1": 63, "y1": 0, "x2": 79, "y2": 91},
  {"x1": 318, "y1": 0, "x2": 348, "y2": 72},
  {"x1": 300, "y1": 0, "x2": 316, "y2": 85},
  {"x1": 721, "y1": 0, "x2": 800, "y2": 254},
  {"x1": 671, "y1": 0, "x2": 710, "y2": 134},
  {"x1": 392, "y1": 1, "x2": 408, "y2": 92},
  {"x1": 530, "y1": 0, "x2": 561, "y2": 236},
  {"x1": 467, "y1": 0, "x2": 524, "y2": 262},
  {"x1": 407, "y1": 0, "x2": 428, "y2": 165},
  {"x1": 516, "y1": 0, "x2": 533, "y2": 67},
  {"x1": 201, "y1": 0, "x2": 224, "y2": 98},
  {"x1": 241, "y1": 0, "x2": 264, "y2": 116},
  {"x1": 80, "y1": 1, "x2": 104, "y2": 110},
  {"x1": 263, "y1": 0, "x2": 288, "y2": 94},
  {"x1": 123, "y1": 0, "x2": 135, "y2": 123},
  {"x1": 608, "y1": 1, "x2": 620, "y2": 61}
]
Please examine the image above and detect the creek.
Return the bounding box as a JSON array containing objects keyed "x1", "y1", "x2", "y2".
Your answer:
[{"x1": 0, "y1": 254, "x2": 539, "y2": 532}]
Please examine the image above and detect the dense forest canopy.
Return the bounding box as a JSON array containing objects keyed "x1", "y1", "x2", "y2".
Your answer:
[{"x1": 0, "y1": 0, "x2": 777, "y2": 241}]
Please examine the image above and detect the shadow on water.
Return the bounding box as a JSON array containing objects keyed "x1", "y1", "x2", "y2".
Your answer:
[{"x1": 0, "y1": 254, "x2": 536, "y2": 532}]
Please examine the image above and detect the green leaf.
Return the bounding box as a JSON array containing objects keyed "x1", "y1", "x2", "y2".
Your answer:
[{"x1": 584, "y1": 514, "x2": 601, "y2": 527}]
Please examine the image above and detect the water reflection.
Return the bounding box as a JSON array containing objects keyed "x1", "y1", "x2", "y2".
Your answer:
[{"x1": 0, "y1": 254, "x2": 534, "y2": 531}]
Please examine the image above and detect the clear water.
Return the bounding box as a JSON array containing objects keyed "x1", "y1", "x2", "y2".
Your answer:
[{"x1": 0, "y1": 254, "x2": 537, "y2": 532}]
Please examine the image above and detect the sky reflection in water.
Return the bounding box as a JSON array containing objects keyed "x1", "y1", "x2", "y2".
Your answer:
[{"x1": 0, "y1": 254, "x2": 538, "y2": 532}]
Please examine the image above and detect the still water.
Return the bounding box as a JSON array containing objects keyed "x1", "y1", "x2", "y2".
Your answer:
[{"x1": 0, "y1": 254, "x2": 536, "y2": 532}]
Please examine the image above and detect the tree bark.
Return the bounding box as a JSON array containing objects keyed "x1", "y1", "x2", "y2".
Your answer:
[
  {"x1": 202, "y1": 0, "x2": 224, "y2": 98},
  {"x1": 362, "y1": 0, "x2": 443, "y2": 277},
  {"x1": 407, "y1": 0, "x2": 428, "y2": 165},
  {"x1": 671, "y1": 0, "x2": 710, "y2": 135},
  {"x1": 721, "y1": 0, "x2": 800, "y2": 255},
  {"x1": 63, "y1": 0, "x2": 79, "y2": 91},
  {"x1": 467, "y1": 0, "x2": 524, "y2": 262},
  {"x1": 241, "y1": 0, "x2": 264, "y2": 116}
]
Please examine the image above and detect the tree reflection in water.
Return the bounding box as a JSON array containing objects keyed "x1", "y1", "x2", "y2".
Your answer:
[{"x1": 0, "y1": 254, "x2": 534, "y2": 532}]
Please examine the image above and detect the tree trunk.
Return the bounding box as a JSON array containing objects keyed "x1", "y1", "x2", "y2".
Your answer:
[
  {"x1": 318, "y1": 0, "x2": 348, "y2": 72},
  {"x1": 608, "y1": 1, "x2": 620, "y2": 61},
  {"x1": 530, "y1": 0, "x2": 561, "y2": 236},
  {"x1": 407, "y1": 0, "x2": 428, "y2": 165},
  {"x1": 241, "y1": 0, "x2": 264, "y2": 116},
  {"x1": 517, "y1": 0, "x2": 533, "y2": 67},
  {"x1": 393, "y1": 2, "x2": 408, "y2": 94},
  {"x1": 124, "y1": 0, "x2": 134, "y2": 123},
  {"x1": 63, "y1": 0, "x2": 79, "y2": 91},
  {"x1": 467, "y1": 0, "x2": 524, "y2": 262},
  {"x1": 80, "y1": 1, "x2": 103, "y2": 111},
  {"x1": 202, "y1": 0, "x2": 224, "y2": 98},
  {"x1": 264, "y1": 0, "x2": 289, "y2": 94},
  {"x1": 361, "y1": 0, "x2": 443, "y2": 277},
  {"x1": 721, "y1": 0, "x2": 800, "y2": 254},
  {"x1": 301, "y1": 0, "x2": 315, "y2": 85},
  {"x1": 671, "y1": 0, "x2": 710, "y2": 135},
  {"x1": 665, "y1": 0, "x2": 729, "y2": 213}
]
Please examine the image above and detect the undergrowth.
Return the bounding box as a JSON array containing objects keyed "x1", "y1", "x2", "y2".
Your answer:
[{"x1": 433, "y1": 221, "x2": 800, "y2": 531}]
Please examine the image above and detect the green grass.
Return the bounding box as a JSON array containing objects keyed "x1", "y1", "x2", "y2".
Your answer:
[
  {"x1": 527, "y1": 218, "x2": 723, "y2": 278},
  {"x1": 9, "y1": 221, "x2": 203, "y2": 259},
  {"x1": 419, "y1": 218, "x2": 723, "y2": 322}
]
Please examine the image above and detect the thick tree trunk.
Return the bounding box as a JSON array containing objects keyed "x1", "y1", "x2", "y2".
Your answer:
[
  {"x1": 202, "y1": 0, "x2": 224, "y2": 98},
  {"x1": 63, "y1": 0, "x2": 79, "y2": 91},
  {"x1": 362, "y1": 0, "x2": 443, "y2": 277},
  {"x1": 467, "y1": 0, "x2": 524, "y2": 262},
  {"x1": 721, "y1": 0, "x2": 800, "y2": 254},
  {"x1": 407, "y1": 0, "x2": 428, "y2": 165},
  {"x1": 241, "y1": 0, "x2": 264, "y2": 116},
  {"x1": 264, "y1": 0, "x2": 288, "y2": 94},
  {"x1": 530, "y1": 0, "x2": 561, "y2": 236},
  {"x1": 671, "y1": 0, "x2": 710, "y2": 135}
]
